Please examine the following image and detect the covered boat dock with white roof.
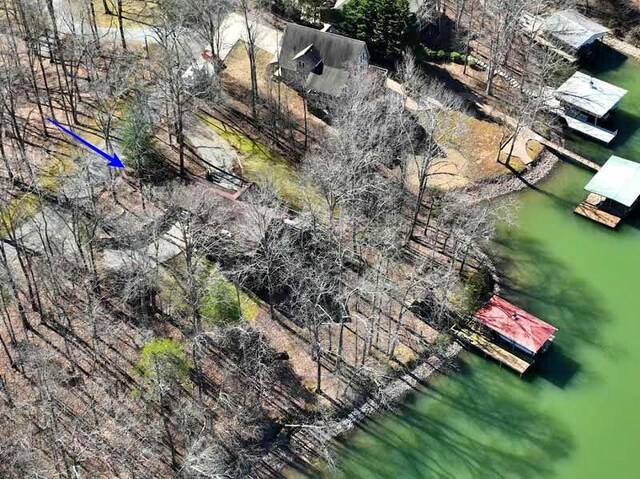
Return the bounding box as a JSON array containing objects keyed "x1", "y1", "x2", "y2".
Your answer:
[
  {"x1": 574, "y1": 156, "x2": 640, "y2": 228},
  {"x1": 556, "y1": 72, "x2": 628, "y2": 119},
  {"x1": 543, "y1": 10, "x2": 608, "y2": 52},
  {"x1": 554, "y1": 72, "x2": 628, "y2": 144}
]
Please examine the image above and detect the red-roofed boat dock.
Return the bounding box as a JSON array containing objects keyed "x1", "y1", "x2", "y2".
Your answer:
[{"x1": 452, "y1": 295, "x2": 558, "y2": 375}]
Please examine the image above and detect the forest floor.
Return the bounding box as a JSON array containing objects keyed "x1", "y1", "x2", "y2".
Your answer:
[
  {"x1": 0, "y1": 20, "x2": 453, "y2": 429},
  {"x1": 0, "y1": 4, "x2": 534, "y2": 475}
]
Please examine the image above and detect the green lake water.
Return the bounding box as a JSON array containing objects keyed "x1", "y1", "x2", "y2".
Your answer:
[{"x1": 334, "y1": 47, "x2": 640, "y2": 478}]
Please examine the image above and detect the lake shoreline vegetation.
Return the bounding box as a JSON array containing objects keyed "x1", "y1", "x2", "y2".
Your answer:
[{"x1": 0, "y1": 0, "x2": 638, "y2": 477}]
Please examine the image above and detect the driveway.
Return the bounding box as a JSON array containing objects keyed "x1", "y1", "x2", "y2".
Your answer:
[
  {"x1": 51, "y1": 1, "x2": 280, "y2": 61},
  {"x1": 217, "y1": 13, "x2": 281, "y2": 60}
]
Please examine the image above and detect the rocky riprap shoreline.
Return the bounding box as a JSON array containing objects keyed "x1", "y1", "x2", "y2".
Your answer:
[{"x1": 259, "y1": 342, "x2": 463, "y2": 476}]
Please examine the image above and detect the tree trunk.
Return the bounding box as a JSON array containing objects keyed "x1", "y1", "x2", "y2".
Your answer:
[
  {"x1": 314, "y1": 340, "x2": 322, "y2": 393},
  {"x1": 0, "y1": 333, "x2": 14, "y2": 368},
  {"x1": 117, "y1": 0, "x2": 127, "y2": 50},
  {"x1": 303, "y1": 96, "x2": 308, "y2": 149}
]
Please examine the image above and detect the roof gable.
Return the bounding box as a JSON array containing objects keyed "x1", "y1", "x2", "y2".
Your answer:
[{"x1": 278, "y1": 23, "x2": 368, "y2": 73}]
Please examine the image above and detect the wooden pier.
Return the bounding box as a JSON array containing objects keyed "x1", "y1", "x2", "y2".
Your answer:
[
  {"x1": 574, "y1": 193, "x2": 622, "y2": 228},
  {"x1": 539, "y1": 140, "x2": 601, "y2": 172},
  {"x1": 451, "y1": 325, "x2": 531, "y2": 374}
]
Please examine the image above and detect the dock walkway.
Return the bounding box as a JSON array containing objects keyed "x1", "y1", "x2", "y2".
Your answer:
[
  {"x1": 452, "y1": 325, "x2": 531, "y2": 374},
  {"x1": 603, "y1": 35, "x2": 640, "y2": 63},
  {"x1": 467, "y1": 97, "x2": 601, "y2": 173},
  {"x1": 538, "y1": 140, "x2": 601, "y2": 172}
]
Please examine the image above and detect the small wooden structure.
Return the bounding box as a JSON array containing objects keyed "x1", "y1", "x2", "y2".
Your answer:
[
  {"x1": 575, "y1": 155, "x2": 640, "y2": 228},
  {"x1": 453, "y1": 295, "x2": 557, "y2": 375},
  {"x1": 452, "y1": 324, "x2": 531, "y2": 374}
]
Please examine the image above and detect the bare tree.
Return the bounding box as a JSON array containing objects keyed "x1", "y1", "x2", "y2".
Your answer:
[
  {"x1": 162, "y1": 182, "x2": 236, "y2": 334},
  {"x1": 499, "y1": 46, "x2": 566, "y2": 166},
  {"x1": 186, "y1": 0, "x2": 233, "y2": 71},
  {"x1": 236, "y1": 0, "x2": 264, "y2": 117},
  {"x1": 234, "y1": 182, "x2": 295, "y2": 320},
  {"x1": 397, "y1": 52, "x2": 466, "y2": 242},
  {"x1": 152, "y1": 4, "x2": 193, "y2": 176},
  {"x1": 480, "y1": 0, "x2": 527, "y2": 95},
  {"x1": 88, "y1": 48, "x2": 138, "y2": 158}
]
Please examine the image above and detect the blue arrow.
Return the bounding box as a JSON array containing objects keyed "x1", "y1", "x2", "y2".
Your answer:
[{"x1": 47, "y1": 118, "x2": 125, "y2": 168}]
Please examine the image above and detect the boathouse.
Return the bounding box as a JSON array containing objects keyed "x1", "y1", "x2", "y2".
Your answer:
[
  {"x1": 474, "y1": 296, "x2": 557, "y2": 359},
  {"x1": 575, "y1": 155, "x2": 640, "y2": 228},
  {"x1": 452, "y1": 295, "x2": 557, "y2": 374},
  {"x1": 543, "y1": 10, "x2": 608, "y2": 54},
  {"x1": 553, "y1": 72, "x2": 627, "y2": 144}
]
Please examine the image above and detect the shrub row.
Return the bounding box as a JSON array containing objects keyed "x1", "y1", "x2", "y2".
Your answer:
[{"x1": 423, "y1": 47, "x2": 477, "y2": 67}]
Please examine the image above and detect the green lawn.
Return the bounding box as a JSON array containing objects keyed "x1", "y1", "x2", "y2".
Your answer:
[
  {"x1": 158, "y1": 258, "x2": 261, "y2": 324},
  {"x1": 199, "y1": 114, "x2": 319, "y2": 210},
  {"x1": 0, "y1": 193, "x2": 40, "y2": 237}
]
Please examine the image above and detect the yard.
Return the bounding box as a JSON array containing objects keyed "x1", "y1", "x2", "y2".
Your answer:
[
  {"x1": 198, "y1": 113, "x2": 320, "y2": 209},
  {"x1": 404, "y1": 110, "x2": 533, "y2": 193},
  {"x1": 221, "y1": 40, "x2": 326, "y2": 133},
  {"x1": 93, "y1": 0, "x2": 157, "y2": 29}
]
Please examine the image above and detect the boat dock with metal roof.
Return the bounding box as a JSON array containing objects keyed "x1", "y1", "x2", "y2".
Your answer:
[
  {"x1": 574, "y1": 155, "x2": 640, "y2": 228},
  {"x1": 453, "y1": 296, "x2": 558, "y2": 375}
]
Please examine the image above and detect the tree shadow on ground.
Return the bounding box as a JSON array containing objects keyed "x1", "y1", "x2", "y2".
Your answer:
[
  {"x1": 418, "y1": 61, "x2": 484, "y2": 105},
  {"x1": 136, "y1": 150, "x2": 180, "y2": 185}
]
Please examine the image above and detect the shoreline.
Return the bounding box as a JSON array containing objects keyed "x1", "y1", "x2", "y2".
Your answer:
[
  {"x1": 259, "y1": 152, "x2": 562, "y2": 475},
  {"x1": 603, "y1": 35, "x2": 640, "y2": 63},
  {"x1": 265, "y1": 16, "x2": 634, "y2": 479},
  {"x1": 260, "y1": 342, "x2": 463, "y2": 475},
  {"x1": 462, "y1": 149, "x2": 561, "y2": 203}
]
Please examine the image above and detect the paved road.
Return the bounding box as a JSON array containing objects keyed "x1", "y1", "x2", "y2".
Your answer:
[{"x1": 53, "y1": 0, "x2": 157, "y2": 44}]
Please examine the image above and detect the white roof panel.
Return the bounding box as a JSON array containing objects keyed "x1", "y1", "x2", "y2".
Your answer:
[
  {"x1": 562, "y1": 115, "x2": 617, "y2": 143},
  {"x1": 544, "y1": 10, "x2": 608, "y2": 50},
  {"x1": 556, "y1": 72, "x2": 627, "y2": 118},
  {"x1": 585, "y1": 156, "x2": 640, "y2": 207}
]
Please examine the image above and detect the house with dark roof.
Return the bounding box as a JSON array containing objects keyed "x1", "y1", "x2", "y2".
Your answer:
[{"x1": 270, "y1": 23, "x2": 369, "y2": 96}]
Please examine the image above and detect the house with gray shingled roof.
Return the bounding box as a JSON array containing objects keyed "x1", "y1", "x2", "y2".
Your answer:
[{"x1": 270, "y1": 23, "x2": 369, "y2": 96}]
